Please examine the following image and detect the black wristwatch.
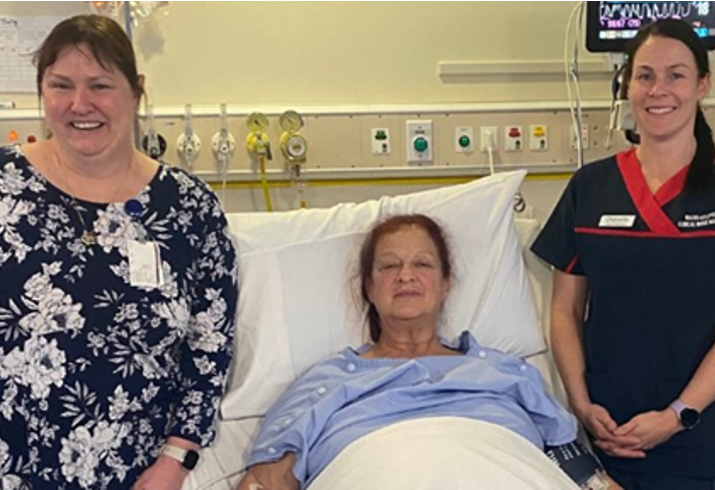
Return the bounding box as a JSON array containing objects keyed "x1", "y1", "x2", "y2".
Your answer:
[
  {"x1": 669, "y1": 400, "x2": 701, "y2": 430},
  {"x1": 160, "y1": 444, "x2": 200, "y2": 470}
]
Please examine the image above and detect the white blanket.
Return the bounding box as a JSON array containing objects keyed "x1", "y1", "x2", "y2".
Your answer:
[{"x1": 308, "y1": 416, "x2": 579, "y2": 490}]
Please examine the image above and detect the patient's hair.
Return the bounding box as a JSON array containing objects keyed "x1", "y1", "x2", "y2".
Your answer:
[{"x1": 358, "y1": 214, "x2": 453, "y2": 342}]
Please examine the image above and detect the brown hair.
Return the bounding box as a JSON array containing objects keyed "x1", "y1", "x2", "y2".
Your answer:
[
  {"x1": 358, "y1": 214, "x2": 453, "y2": 342},
  {"x1": 620, "y1": 19, "x2": 713, "y2": 193},
  {"x1": 33, "y1": 14, "x2": 144, "y2": 100}
]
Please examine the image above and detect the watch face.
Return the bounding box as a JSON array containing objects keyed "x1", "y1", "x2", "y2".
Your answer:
[
  {"x1": 182, "y1": 449, "x2": 200, "y2": 470},
  {"x1": 681, "y1": 408, "x2": 700, "y2": 429}
]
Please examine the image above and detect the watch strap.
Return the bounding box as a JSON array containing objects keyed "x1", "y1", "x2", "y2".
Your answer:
[
  {"x1": 669, "y1": 399, "x2": 688, "y2": 415},
  {"x1": 160, "y1": 444, "x2": 187, "y2": 463},
  {"x1": 160, "y1": 444, "x2": 199, "y2": 470}
]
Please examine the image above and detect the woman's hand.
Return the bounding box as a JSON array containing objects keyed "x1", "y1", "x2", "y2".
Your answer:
[
  {"x1": 236, "y1": 454, "x2": 299, "y2": 490},
  {"x1": 133, "y1": 437, "x2": 200, "y2": 490},
  {"x1": 609, "y1": 409, "x2": 681, "y2": 452},
  {"x1": 132, "y1": 456, "x2": 188, "y2": 490},
  {"x1": 576, "y1": 403, "x2": 645, "y2": 459}
]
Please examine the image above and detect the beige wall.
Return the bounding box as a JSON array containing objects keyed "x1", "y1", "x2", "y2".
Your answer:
[{"x1": 1, "y1": 1, "x2": 610, "y2": 108}]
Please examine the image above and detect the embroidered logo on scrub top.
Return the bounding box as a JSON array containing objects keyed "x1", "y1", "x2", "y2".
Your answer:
[
  {"x1": 678, "y1": 211, "x2": 715, "y2": 229},
  {"x1": 598, "y1": 215, "x2": 636, "y2": 228}
]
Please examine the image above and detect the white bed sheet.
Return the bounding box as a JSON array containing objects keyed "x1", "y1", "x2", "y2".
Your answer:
[
  {"x1": 181, "y1": 355, "x2": 567, "y2": 490},
  {"x1": 309, "y1": 417, "x2": 579, "y2": 490}
]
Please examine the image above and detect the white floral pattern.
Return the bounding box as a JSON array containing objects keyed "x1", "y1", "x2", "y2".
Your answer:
[{"x1": 0, "y1": 145, "x2": 238, "y2": 489}]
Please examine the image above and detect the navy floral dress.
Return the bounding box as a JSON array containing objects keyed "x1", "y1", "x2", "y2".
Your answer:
[{"x1": 0, "y1": 145, "x2": 239, "y2": 489}]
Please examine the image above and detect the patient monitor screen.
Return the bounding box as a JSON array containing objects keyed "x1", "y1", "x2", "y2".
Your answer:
[{"x1": 586, "y1": 1, "x2": 715, "y2": 52}]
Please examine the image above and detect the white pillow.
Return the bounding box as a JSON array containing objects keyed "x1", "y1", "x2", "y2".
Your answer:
[{"x1": 221, "y1": 170, "x2": 545, "y2": 419}]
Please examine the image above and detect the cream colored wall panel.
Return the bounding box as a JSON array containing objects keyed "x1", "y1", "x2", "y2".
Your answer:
[
  {"x1": 0, "y1": 106, "x2": 631, "y2": 173},
  {"x1": 298, "y1": 115, "x2": 362, "y2": 169}
]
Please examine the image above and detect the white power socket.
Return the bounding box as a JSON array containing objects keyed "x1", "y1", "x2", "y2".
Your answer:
[
  {"x1": 406, "y1": 120, "x2": 433, "y2": 163},
  {"x1": 570, "y1": 124, "x2": 589, "y2": 150},
  {"x1": 480, "y1": 126, "x2": 498, "y2": 153}
]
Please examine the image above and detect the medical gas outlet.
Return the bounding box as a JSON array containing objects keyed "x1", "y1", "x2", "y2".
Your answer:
[
  {"x1": 455, "y1": 127, "x2": 474, "y2": 153},
  {"x1": 280, "y1": 110, "x2": 308, "y2": 167},
  {"x1": 406, "y1": 120, "x2": 433, "y2": 163},
  {"x1": 246, "y1": 112, "x2": 272, "y2": 160},
  {"x1": 371, "y1": 128, "x2": 391, "y2": 155},
  {"x1": 505, "y1": 126, "x2": 523, "y2": 152},
  {"x1": 177, "y1": 104, "x2": 201, "y2": 170},
  {"x1": 141, "y1": 104, "x2": 167, "y2": 160},
  {"x1": 529, "y1": 125, "x2": 548, "y2": 151},
  {"x1": 212, "y1": 103, "x2": 237, "y2": 172},
  {"x1": 212, "y1": 131, "x2": 237, "y2": 163}
]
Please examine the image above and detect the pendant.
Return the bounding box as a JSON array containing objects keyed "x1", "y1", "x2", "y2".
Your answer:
[{"x1": 81, "y1": 230, "x2": 97, "y2": 246}]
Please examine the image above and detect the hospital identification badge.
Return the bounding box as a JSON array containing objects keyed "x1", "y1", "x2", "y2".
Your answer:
[
  {"x1": 598, "y1": 215, "x2": 636, "y2": 228},
  {"x1": 128, "y1": 239, "x2": 165, "y2": 288}
]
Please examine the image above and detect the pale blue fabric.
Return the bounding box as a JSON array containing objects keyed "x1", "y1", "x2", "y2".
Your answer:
[{"x1": 248, "y1": 331, "x2": 577, "y2": 488}]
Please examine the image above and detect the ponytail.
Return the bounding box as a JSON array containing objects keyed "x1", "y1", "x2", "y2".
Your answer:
[{"x1": 685, "y1": 106, "x2": 715, "y2": 193}]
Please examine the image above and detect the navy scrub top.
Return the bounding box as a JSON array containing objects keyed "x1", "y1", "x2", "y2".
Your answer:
[{"x1": 531, "y1": 149, "x2": 715, "y2": 477}]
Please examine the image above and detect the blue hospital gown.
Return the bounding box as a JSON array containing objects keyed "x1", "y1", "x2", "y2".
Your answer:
[
  {"x1": 0, "y1": 145, "x2": 238, "y2": 489},
  {"x1": 248, "y1": 331, "x2": 577, "y2": 488}
]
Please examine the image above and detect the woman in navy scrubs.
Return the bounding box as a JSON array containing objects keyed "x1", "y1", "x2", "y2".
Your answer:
[{"x1": 532, "y1": 19, "x2": 715, "y2": 490}]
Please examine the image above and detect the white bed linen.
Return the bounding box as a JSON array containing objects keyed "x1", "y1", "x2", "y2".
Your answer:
[{"x1": 309, "y1": 416, "x2": 579, "y2": 490}]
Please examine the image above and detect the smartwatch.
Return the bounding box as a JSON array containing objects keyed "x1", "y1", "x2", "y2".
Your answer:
[
  {"x1": 669, "y1": 399, "x2": 701, "y2": 430},
  {"x1": 160, "y1": 444, "x2": 200, "y2": 471}
]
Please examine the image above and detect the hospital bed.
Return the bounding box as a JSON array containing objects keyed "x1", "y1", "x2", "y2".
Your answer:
[{"x1": 182, "y1": 170, "x2": 574, "y2": 490}]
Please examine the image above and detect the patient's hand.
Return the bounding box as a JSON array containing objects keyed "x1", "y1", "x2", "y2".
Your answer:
[{"x1": 236, "y1": 453, "x2": 299, "y2": 490}]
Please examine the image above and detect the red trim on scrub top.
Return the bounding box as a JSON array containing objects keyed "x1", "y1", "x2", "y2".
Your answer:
[
  {"x1": 564, "y1": 254, "x2": 580, "y2": 274},
  {"x1": 616, "y1": 149, "x2": 684, "y2": 236}
]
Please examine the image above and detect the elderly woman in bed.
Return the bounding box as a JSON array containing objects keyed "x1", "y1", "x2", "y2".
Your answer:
[{"x1": 236, "y1": 214, "x2": 620, "y2": 490}]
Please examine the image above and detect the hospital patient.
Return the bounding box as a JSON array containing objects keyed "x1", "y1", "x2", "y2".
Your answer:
[{"x1": 236, "y1": 214, "x2": 620, "y2": 490}]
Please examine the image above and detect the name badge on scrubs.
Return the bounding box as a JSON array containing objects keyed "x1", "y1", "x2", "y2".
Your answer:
[
  {"x1": 128, "y1": 239, "x2": 164, "y2": 288},
  {"x1": 598, "y1": 215, "x2": 636, "y2": 228}
]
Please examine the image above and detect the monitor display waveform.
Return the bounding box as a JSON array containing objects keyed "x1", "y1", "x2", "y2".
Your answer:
[{"x1": 586, "y1": 1, "x2": 715, "y2": 52}]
